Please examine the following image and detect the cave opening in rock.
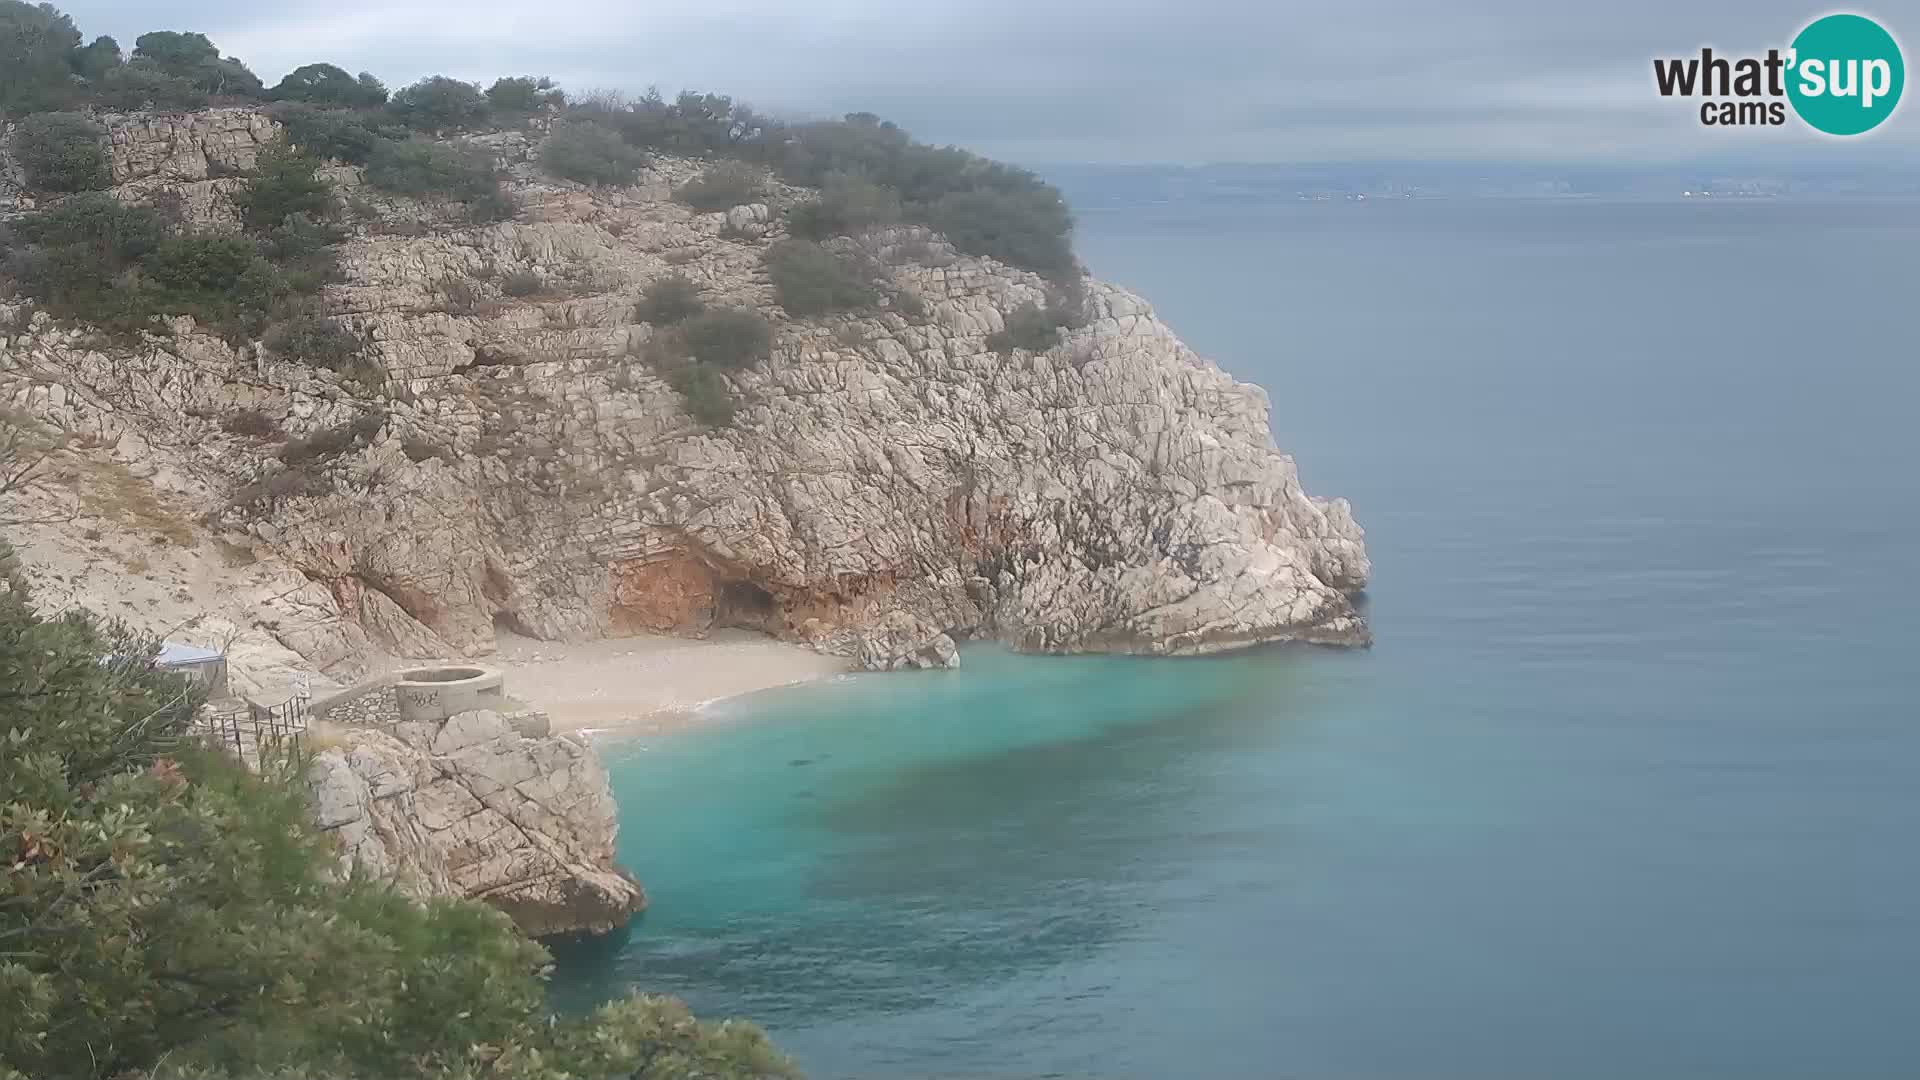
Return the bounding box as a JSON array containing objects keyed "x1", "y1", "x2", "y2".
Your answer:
[{"x1": 714, "y1": 579, "x2": 780, "y2": 633}]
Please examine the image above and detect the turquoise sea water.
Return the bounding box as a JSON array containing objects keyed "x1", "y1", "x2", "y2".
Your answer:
[{"x1": 557, "y1": 196, "x2": 1920, "y2": 1078}]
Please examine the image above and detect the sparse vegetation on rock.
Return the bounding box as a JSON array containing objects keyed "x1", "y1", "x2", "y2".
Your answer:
[
  {"x1": 364, "y1": 137, "x2": 508, "y2": 219},
  {"x1": 669, "y1": 361, "x2": 737, "y2": 426},
  {"x1": 683, "y1": 307, "x2": 773, "y2": 369},
  {"x1": 141, "y1": 232, "x2": 288, "y2": 339},
  {"x1": 541, "y1": 120, "x2": 646, "y2": 187},
  {"x1": 674, "y1": 160, "x2": 763, "y2": 211},
  {"x1": 636, "y1": 274, "x2": 704, "y2": 325},
  {"x1": 231, "y1": 139, "x2": 332, "y2": 234},
  {"x1": 280, "y1": 412, "x2": 383, "y2": 467},
  {"x1": 766, "y1": 240, "x2": 881, "y2": 316},
  {"x1": 220, "y1": 408, "x2": 283, "y2": 439},
  {"x1": 262, "y1": 299, "x2": 361, "y2": 370},
  {"x1": 10, "y1": 111, "x2": 109, "y2": 192},
  {"x1": 500, "y1": 269, "x2": 545, "y2": 297},
  {"x1": 271, "y1": 105, "x2": 403, "y2": 165},
  {"x1": 986, "y1": 301, "x2": 1065, "y2": 354},
  {"x1": 787, "y1": 170, "x2": 901, "y2": 240}
]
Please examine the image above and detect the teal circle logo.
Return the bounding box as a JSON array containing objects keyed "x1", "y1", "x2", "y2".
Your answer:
[{"x1": 1787, "y1": 14, "x2": 1905, "y2": 135}]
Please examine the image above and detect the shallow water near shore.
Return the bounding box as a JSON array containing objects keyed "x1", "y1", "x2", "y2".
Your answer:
[{"x1": 555, "y1": 196, "x2": 1920, "y2": 1079}]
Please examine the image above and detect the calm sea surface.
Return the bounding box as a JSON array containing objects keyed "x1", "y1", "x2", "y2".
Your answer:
[{"x1": 555, "y1": 197, "x2": 1920, "y2": 1079}]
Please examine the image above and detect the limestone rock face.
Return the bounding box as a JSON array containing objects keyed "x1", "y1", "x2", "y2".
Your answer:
[
  {"x1": 103, "y1": 107, "x2": 280, "y2": 185},
  {"x1": 0, "y1": 106, "x2": 1371, "y2": 677},
  {"x1": 306, "y1": 708, "x2": 646, "y2": 937}
]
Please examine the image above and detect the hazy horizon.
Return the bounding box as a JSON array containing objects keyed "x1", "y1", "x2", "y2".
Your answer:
[{"x1": 47, "y1": 0, "x2": 1918, "y2": 169}]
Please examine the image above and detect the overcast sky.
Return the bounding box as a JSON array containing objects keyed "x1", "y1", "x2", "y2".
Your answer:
[{"x1": 53, "y1": 0, "x2": 1920, "y2": 165}]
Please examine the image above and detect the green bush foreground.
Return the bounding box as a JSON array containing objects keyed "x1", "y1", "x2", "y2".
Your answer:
[{"x1": 0, "y1": 547, "x2": 798, "y2": 1080}]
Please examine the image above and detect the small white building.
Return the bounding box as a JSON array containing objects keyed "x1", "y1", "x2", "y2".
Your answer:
[{"x1": 156, "y1": 641, "x2": 229, "y2": 699}]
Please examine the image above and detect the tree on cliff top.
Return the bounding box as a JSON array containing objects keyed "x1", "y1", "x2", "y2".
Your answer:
[
  {"x1": 486, "y1": 74, "x2": 564, "y2": 115},
  {"x1": 0, "y1": 549, "x2": 800, "y2": 1080},
  {"x1": 0, "y1": 0, "x2": 82, "y2": 113},
  {"x1": 388, "y1": 75, "x2": 490, "y2": 133},
  {"x1": 131, "y1": 30, "x2": 263, "y2": 98},
  {"x1": 270, "y1": 62, "x2": 388, "y2": 108}
]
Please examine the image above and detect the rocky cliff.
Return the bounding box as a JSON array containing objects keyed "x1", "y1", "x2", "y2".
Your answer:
[
  {"x1": 0, "y1": 107, "x2": 1369, "y2": 688},
  {"x1": 306, "y1": 705, "x2": 646, "y2": 938}
]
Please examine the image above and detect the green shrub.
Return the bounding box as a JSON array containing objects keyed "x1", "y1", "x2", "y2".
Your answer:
[
  {"x1": 787, "y1": 170, "x2": 900, "y2": 239},
  {"x1": 232, "y1": 139, "x2": 332, "y2": 233},
  {"x1": 260, "y1": 213, "x2": 342, "y2": 291},
  {"x1": 143, "y1": 232, "x2": 288, "y2": 337},
  {"x1": 0, "y1": 567, "x2": 797, "y2": 1080},
  {"x1": 635, "y1": 274, "x2": 703, "y2": 324},
  {"x1": 220, "y1": 408, "x2": 282, "y2": 438},
  {"x1": 69, "y1": 33, "x2": 121, "y2": 81},
  {"x1": 500, "y1": 269, "x2": 544, "y2": 297},
  {"x1": 268, "y1": 62, "x2": 387, "y2": 107},
  {"x1": 281, "y1": 412, "x2": 382, "y2": 465},
  {"x1": 387, "y1": 75, "x2": 488, "y2": 132},
  {"x1": 540, "y1": 120, "x2": 645, "y2": 186},
  {"x1": 131, "y1": 29, "x2": 262, "y2": 96},
  {"x1": 765, "y1": 239, "x2": 880, "y2": 316},
  {"x1": 271, "y1": 104, "x2": 403, "y2": 164},
  {"x1": 986, "y1": 300, "x2": 1065, "y2": 354},
  {"x1": 11, "y1": 112, "x2": 108, "y2": 192},
  {"x1": 0, "y1": 0, "x2": 83, "y2": 113},
  {"x1": 263, "y1": 300, "x2": 361, "y2": 370},
  {"x1": 683, "y1": 307, "x2": 772, "y2": 369},
  {"x1": 674, "y1": 160, "x2": 762, "y2": 212},
  {"x1": 364, "y1": 137, "x2": 499, "y2": 203},
  {"x1": 143, "y1": 232, "x2": 260, "y2": 294},
  {"x1": 927, "y1": 187, "x2": 1076, "y2": 278},
  {"x1": 432, "y1": 277, "x2": 479, "y2": 314},
  {"x1": 486, "y1": 75, "x2": 563, "y2": 114},
  {"x1": 600, "y1": 88, "x2": 769, "y2": 156},
  {"x1": 461, "y1": 184, "x2": 518, "y2": 224},
  {"x1": 401, "y1": 436, "x2": 447, "y2": 463},
  {"x1": 2, "y1": 191, "x2": 329, "y2": 340},
  {"x1": 91, "y1": 61, "x2": 206, "y2": 110},
  {"x1": 772, "y1": 113, "x2": 1079, "y2": 278},
  {"x1": 4, "y1": 194, "x2": 167, "y2": 327},
  {"x1": 229, "y1": 465, "x2": 328, "y2": 506},
  {"x1": 892, "y1": 289, "x2": 927, "y2": 318},
  {"x1": 1045, "y1": 274, "x2": 1091, "y2": 329},
  {"x1": 669, "y1": 362, "x2": 736, "y2": 426}
]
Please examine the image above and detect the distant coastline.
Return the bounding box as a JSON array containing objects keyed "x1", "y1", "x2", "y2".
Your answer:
[{"x1": 1042, "y1": 159, "x2": 1920, "y2": 207}]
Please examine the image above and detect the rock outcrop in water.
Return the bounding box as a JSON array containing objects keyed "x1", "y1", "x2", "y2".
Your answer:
[
  {"x1": 0, "y1": 107, "x2": 1369, "y2": 687},
  {"x1": 305, "y1": 706, "x2": 646, "y2": 937}
]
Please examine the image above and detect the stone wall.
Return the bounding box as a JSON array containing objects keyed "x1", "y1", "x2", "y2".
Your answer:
[{"x1": 315, "y1": 686, "x2": 401, "y2": 726}]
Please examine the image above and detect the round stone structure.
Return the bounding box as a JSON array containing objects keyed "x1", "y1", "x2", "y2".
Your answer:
[{"x1": 391, "y1": 665, "x2": 506, "y2": 723}]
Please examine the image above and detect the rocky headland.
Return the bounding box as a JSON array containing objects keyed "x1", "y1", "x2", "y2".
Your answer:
[{"x1": 0, "y1": 104, "x2": 1369, "y2": 934}]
